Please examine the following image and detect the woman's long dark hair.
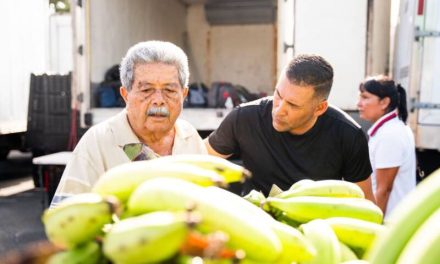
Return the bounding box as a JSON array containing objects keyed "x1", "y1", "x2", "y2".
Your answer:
[{"x1": 359, "y1": 75, "x2": 408, "y2": 123}]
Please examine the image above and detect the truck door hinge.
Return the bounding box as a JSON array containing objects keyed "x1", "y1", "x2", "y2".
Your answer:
[
  {"x1": 78, "y1": 45, "x2": 83, "y2": 55},
  {"x1": 283, "y1": 42, "x2": 294, "y2": 53},
  {"x1": 77, "y1": 92, "x2": 84, "y2": 103}
]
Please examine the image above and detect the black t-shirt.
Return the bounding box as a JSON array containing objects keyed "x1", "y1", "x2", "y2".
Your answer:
[{"x1": 208, "y1": 97, "x2": 372, "y2": 196}]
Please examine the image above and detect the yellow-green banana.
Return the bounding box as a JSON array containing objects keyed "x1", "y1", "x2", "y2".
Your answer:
[
  {"x1": 277, "y1": 180, "x2": 364, "y2": 199},
  {"x1": 266, "y1": 196, "x2": 383, "y2": 224},
  {"x1": 127, "y1": 178, "x2": 282, "y2": 262},
  {"x1": 146, "y1": 154, "x2": 251, "y2": 183},
  {"x1": 340, "y1": 261, "x2": 369, "y2": 264},
  {"x1": 288, "y1": 179, "x2": 315, "y2": 190},
  {"x1": 325, "y1": 217, "x2": 384, "y2": 256},
  {"x1": 395, "y1": 207, "x2": 440, "y2": 264},
  {"x1": 339, "y1": 241, "x2": 359, "y2": 262},
  {"x1": 93, "y1": 161, "x2": 225, "y2": 203},
  {"x1": 367, "y1": 168, "x2": 440, "y2": 264},
  {"x1": 42, "y1": 193, "x2": 117, "y2": 249},
  {"x1": 206, "y1": 186, "x2": 315, "y2": 263},
  {"x1": 271, "y1": 220, "x2": 316, "y2": 263},
  {"x1": 243, "y1": 189, "x2": 266, "y2": 207},
  {"x1": 47, "y1": 241, "x2": 102, "y2": 264},
  {"x1": 103, "y1": 211, "x2": 189, "y2": 264},
  {"x1": 299, "y1": 219, "x2": 341, "y2": 264}
]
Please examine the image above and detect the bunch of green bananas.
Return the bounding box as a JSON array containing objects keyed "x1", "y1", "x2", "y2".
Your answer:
[
  {"x1": 367, "y1": 168, "x2": 440, "y2": 264},
  {"x1": 41, "y1": 155, "x2": 267, "y2": 263},
  {"x1": 251, "y1": 179, "x2": 385, "y2": 261},
  {"x1": 44, "y1": 156, "x2": 440, "y2": 264}
]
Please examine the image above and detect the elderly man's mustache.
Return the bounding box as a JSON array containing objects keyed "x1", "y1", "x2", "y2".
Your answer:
[{"x1": 146, "y1": 106, "x2": 170, "y2": 117}]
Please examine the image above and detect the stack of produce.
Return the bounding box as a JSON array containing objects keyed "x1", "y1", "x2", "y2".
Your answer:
[
  {"x1": 41, "y1": 155, "x2": 391, "y2": 263},
  {"x1": 256, "y1": 179, "x2": 385, "y2": 263}
]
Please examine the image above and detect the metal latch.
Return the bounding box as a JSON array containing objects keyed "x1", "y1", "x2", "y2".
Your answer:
[
  {"x1": 415, "y1": 27, "x2": 440, "y2": 41},
  {"x1": 410, "y1": 98, "x2": 440, "y2": 112}
]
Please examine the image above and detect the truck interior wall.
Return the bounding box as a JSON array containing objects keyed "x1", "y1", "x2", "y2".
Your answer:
[
  {"x1": 186, "y1": 4, "x2": 276, "y2": 94},
  {"x1": 186, "y1": 4, "x2": 210, "y2": 86},
  {"x1": 209, "y1": 24, "x2": 275, "y2": 94},
  {"x1": 368, "y1": 0, "x2": 391, "y2": 76},
  {"x1": 89, "y1": 0, "x2": 186, "y2": 84}
]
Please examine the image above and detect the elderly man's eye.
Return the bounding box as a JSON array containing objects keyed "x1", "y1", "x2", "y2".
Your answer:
[{"x1": 164, "y1": 88, "x2": 179, "y2": 97}]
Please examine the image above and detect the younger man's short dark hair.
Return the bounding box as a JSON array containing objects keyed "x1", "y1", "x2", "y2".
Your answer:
[{"x1": 286, "y1": 54, "x2": 334, "y2": 100}]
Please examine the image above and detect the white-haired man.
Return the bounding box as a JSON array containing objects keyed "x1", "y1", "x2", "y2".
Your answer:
[{"x1": 51, "y1": 41, "x2": 206, "y2": 207}]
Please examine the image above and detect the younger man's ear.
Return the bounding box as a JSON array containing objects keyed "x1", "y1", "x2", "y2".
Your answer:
[{"x1": 315, "y1": 100, "x2": 328, "y2": 116}]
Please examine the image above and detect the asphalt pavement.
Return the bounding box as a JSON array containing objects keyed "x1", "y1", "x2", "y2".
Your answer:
[{"x1": 0, "y1": 151, "x2": 48, "y2": 257}]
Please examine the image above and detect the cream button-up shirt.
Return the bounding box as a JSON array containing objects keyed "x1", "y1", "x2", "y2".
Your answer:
[{"x1": 51, "y1": 109, "x2": 207, "y2": 207}]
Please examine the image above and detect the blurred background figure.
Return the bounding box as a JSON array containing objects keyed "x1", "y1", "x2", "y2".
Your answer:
[{"x1": 357, "y1": 75, "x2": 416, "y2": 218}]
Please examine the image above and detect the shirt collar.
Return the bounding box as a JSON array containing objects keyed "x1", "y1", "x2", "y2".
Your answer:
[
  {"x1": 367, "y1": 109, "x2": 398, "y2": 137},
  {"x1": 113, "y1": 109, "x2": 142, "y2": 148}
]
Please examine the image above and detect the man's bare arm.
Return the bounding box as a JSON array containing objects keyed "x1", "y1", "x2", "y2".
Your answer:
[
  {"x1": 204, "y1": 138, "x2": 233, "y2": 159},
  {"x1": 375, "y1": 167, "x2": 399, "y2": 214},
  {"x1": 356, "y1": 176, "x2": 377, "y2": 204}
]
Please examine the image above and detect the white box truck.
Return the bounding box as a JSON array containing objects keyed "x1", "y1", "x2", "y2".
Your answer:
[
  {"x1": 0, "y1": 0, "x2": 49, "y2": 159},
  {"x1": 68, "y1": 0, "x2": 439, "y2": 172},
  {"x1": 390, "y1": 0, "x2": 440, "y2": 174}
]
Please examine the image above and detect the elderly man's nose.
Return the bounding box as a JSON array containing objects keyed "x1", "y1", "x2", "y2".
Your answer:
[{"x1": 151, "y1": 89, "x2": 166, "y2": 101}]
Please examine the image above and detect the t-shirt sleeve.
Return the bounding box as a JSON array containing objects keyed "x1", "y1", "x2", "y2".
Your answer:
[
  {"x1": 208, "y1": 108, "x2": 240, "y2": 156},
  {"x1": 342, "y1": 129, "x2": 373, "y2": 182}
]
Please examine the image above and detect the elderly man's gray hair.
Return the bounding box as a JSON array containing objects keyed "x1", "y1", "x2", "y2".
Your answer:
[{"x1": 120, "y1": 40, "x2": 189, "y2": 91}]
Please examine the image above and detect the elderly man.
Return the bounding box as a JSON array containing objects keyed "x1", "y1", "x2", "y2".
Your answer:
[{"x1": 51, "y1": 41, "x2": 206, "y2": 207}]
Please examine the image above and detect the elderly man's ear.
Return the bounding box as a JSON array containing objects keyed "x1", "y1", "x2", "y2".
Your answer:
[
  {"x1": 183, "y1": 87, "x2": 189, "y2": 99},
  {"x1": 120, "y1": 86, "x2": 129, "y2": 104}
]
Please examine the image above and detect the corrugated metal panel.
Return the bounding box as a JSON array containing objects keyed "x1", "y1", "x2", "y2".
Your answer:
[
  {"x1": 205, "y1": 0, "x2": 276, "y2": 25},
  {"x1": 26, "y1": 73, "x2": 72, "y2": 152}
]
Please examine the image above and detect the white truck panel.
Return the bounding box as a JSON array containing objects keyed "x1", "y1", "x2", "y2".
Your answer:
[
  {"x1": 293, "y1": 0, "x2": 368, "y2": 110},
  {"x1": 0, "y1": 0, "x2": 49, "y2": 134},
  {"x1": 418, "y1": 0, "x2": 440, "y2": 126}
]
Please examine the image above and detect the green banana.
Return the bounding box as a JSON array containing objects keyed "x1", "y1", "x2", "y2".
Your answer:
[
  {"x1": 325, "y1": 217, "x2": 384, "y2": 257},
  {"x1": 288, "y1": 179, "x2": 315, "y2": 190},
  {"x1": 277, "y1": 180, "x2": 365, "y2": 199},
  {"x1": 266, "y1": 196, "x2": 383, "y2": 224},
  {"x1": 103, "y1": 211, "x2": 189, "y2": 264},
  {"x1": 206, "y1": 186, "x2": 315, "y2": 263},
  {"x1": 271, "y1": 220, "x2": 316, "y2": 263},
  {"x1": 299, "y1": 219, "x2": 341, "y2": 264},
  {"x1": 367, "y1": 168, "x2": 440, "y2": 264},
  {"x1": 127, "y1": 178, "x2": 282, "y2": 262},
  {"x1": 340, "y1": 261, "x2": 369, "y2": 264},
  {"x1": 243, "y1": 189, "x2": 266, "y2": 207},
  {"x1": 145, "y1": 154, "x2": 251, "y2": 183},
  {"x1": 339, "y1": 241, "x2": 359, "y2": 262},
  {"x1": 93, "y1": 161, "x2": 226, "y2": 203},
  {"x1": 42, "y1": 193, "x2": 117, "y2": 249},
  {"x1": 395, "y1": 207, "x2": 440, "y2": 264},
  {"x1": 46, "y1": 241, "x2": 103, "y2": 264}
]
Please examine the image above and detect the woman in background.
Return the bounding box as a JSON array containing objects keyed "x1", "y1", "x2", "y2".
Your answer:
[{"x1": 357, "y1": 75, "x2": 416, "y2": 218}]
